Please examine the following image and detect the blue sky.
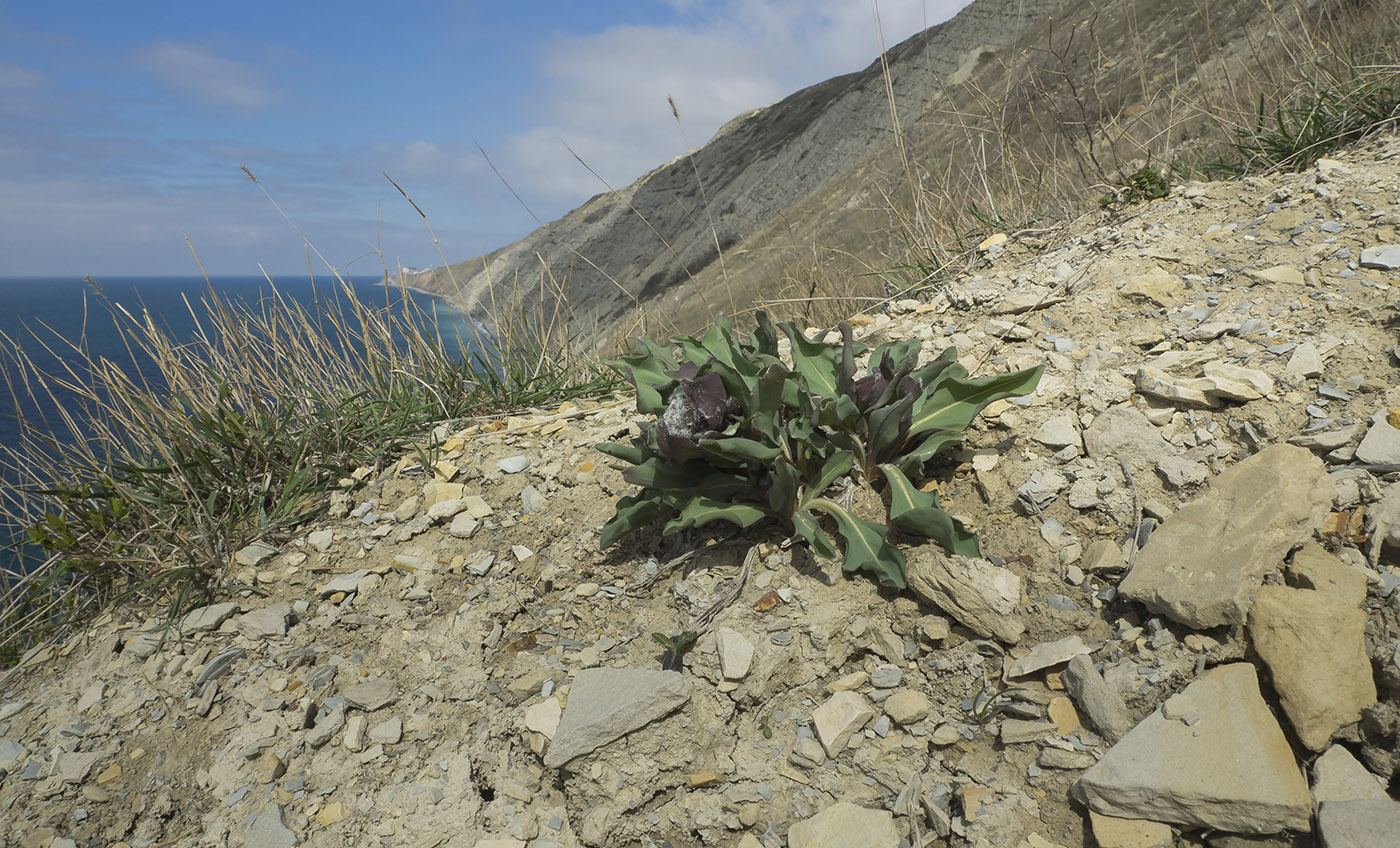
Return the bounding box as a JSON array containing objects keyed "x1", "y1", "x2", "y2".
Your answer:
[{"x1": 0, "y1": 1, "x2": 964, "y2": 278}]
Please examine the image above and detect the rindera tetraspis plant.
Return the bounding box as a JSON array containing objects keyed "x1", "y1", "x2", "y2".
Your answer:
[{"x1": 597, "y1": 313, "x2": 1043, "y2": 589}]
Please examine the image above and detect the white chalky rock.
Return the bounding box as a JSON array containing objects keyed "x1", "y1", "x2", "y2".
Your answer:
[
  {"x1": 812, "y1": 691, "x2": 875, "y2": 757},
  {"x1": 715, "y1": 628, "x2": 755, "y2": 680}
]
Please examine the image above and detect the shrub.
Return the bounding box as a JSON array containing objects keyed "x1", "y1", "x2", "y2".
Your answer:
[{"x1": 597, "y1": 314, "x2": 1042, "y2": 588}]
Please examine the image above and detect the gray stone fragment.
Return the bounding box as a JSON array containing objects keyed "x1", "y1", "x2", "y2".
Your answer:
[
  {"x1": 1287, "y1": 342, "x2": 1325, "y2": 378},
  {"x1": 306, "y1": 529, "x2": 334, "y2": 552},
  {"x1": 497, "y1": 455, "x2": 530, "y2": 473},
  {"x1": 305, "y1": 706, "x2": 345, "y2": 748},
  {"x1": 1359, "y1": 245, "x2": 1400, "y2": 270},
  {"x1": 343, "y1": 679, "x2": 397, "y2": 712},
  {"x1": 1356, "y1": 417, "x2": 1400, "y2": 465},
  {"x1": 179, "y1": 602, "x2": 239, "y2": 633},
  {"x1": 1084, "y1": 406, "x2": 1173, "y2": 475},
  {"x1": 904, "y1": 547, "x2": 1023, "y2": 644},
  {"x1": 1076, "y1": 663, "x2": 1311, "y2": 834},
  {"x1": 235, "y1": 602, "x2": 293, "y2": 640},
  {"x1": 1318, "y1": 798, "x2": 1400, "y2": 848},
  {"x1": 1034, "y1": 415, "x2": 1081, "y2": 451},
  {"x1": 247, "y1": 802, "x2": 299, "y2": 848},
  {"x1": 123, "y1": 630, "x2": 164, "y2": 659},
  {"x1": 1119, "y1": 444, "x2": 1333, "y2": 628},
  {"x1": 234, "y1": 541, "x2": 278, "y2": 567},
  {"x1": 715, "y1": 628, "x2": 754, "y2": 680},
  {"x1": 1063, "y1": 655, "x2": 1134, "y2": 743},
  {"x1": 1007, "y1": 635, "x2": 1091, "y2": 679},
  {"x1": 1313, "y1": 745, "x2": 1389, "y2": 804},
  {"x1": 544, "y1": 668, "x2": 691, "y2": 768},
  {"x1": 788, "y1": 802, "x2": 898, "y2": 848},
  {"x1": 317, "y1": 570, "x2": 371, "y2": 598}
]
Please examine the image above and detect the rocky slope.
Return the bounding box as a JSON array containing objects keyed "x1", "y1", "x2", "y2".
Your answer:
[
  {"x1": 4, "y1": 136, "x2": 1400, "y2": 847},
  {"x1": 404, "y1": 0, "x2": 1351, "y2": 351},
  {"x1": 401, "y1": 0, "x2": 1069, "y2": 340}
]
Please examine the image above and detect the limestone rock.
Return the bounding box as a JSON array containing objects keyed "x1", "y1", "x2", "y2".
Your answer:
[
  {"x1": 1119, "y1": 444, "x2": 1334, "y2": 628},
  {"x1": 1287, "y1": 342, "x2": 1324, "y2": 378},
  {"x1": 1007, "y1": 635, "x2": 1091, "y2": 679},
  {"x1": 1356, "y1": 416, "x2": 1400, "y2": 465},
  {"x1": 247, "y1": 803, "x2": 298, "y2": 848},
  {"x1": 1312, "y1": 745, "x2": 1389, "y2": 804},
  {"x1": 1063, "y1": 655, "x2": 1133, "y2": 743},
  {"x1": 1084, "y1": 406, "x2": 1173, "y2": 475},
  {"x1": 715, "y1": 628, "x2": 755, "y2": 680},
  {"x1": 179, "y1": 602, "x2": 239, "y2": 633},
  {"x1": 235, "y1": 602, "x2": 293, "y2": 640},
  {"x1": 343, "y1": 678, "x2": 397, "y2": 712},
  {"x1": 905, "y1": 547, "x2": 1023, "y2": 644},
  {"x1": 1317, "y1": 798, "x2": 1400, "y2": 848},
  {"x1": 1246, "y1": 265, "x2": 1305, "y2": 286},
  {"x1": 1088, "y1": 812, "x2": 1173, "y2": 848},
  {"x1": 306, "y1": 529, "x2": 334, "y2": 551},
  {"x1": 234, "y1": 541, "x2": 278, "y2": 567},
  {"x1": 1249, "y1": 585, "x2": 1376, "y2": 751},
  {"x1": 883, "y1": 690, "x2": 931, "y2": 725},
  {"x1": 1359, "y1": 245, "x2": 1400, "y2": 270},
  {"x1": 544, "y1": 668, "x2": 691, "y2": 768},
  {"x1": 1287, "y1": 543, "x2": 1368, "y2": 606},
  {"x1": 1075, "y1": 663, "x2": 1311, "y2": 834},
  {"x1": 1034, "y1": 415, "x2": 1081, "y2": 451},
  {"x1": 787, "y1": 802, "x2": 898, "y2": 848},
  {"x1": 812, "y1": 691, "x2": 875, "y2": 757},
  {"x1": 1119, "y1": 269, "x2": 1183, "y2": 306},
  {"x1": 1135, "y1": 366, "x2": 1219, "y2": 408}
]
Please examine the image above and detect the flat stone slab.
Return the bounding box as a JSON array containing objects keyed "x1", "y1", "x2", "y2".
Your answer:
[
  {"x1": 788, "y1": 802, "x2": 898, "y2": 848},
  {"x1": 544, "y1": 668, "x2": 690, "y2": 768},
  {"x1": 1119, "y1": 444, "x2": 1333, "y2": 628},
  {"x1": 235, "y1": 602, "x2": 293, "y2": 640},
  {"x1": 1318, "y1": 798, "x2": 1400, "y2": 848},
  {"x1": 343, "y1": 678, "x2": 397, "y2": 712},
  {"x1": 1249, "y1": 585, "x2": 1376, "y2": 751},
  {"x1": 1359, "y1": 244, "x2": 1400, "y2": 270},
  {"x1": 247, "y1": 802, "x2": 298, "y2": 848},
  {"x1": 1076, "y1": 663, "x2": 1311, "y2": 834},
  {"x1": 179, "y1": 602, "x2": 239, "y2": 633}
]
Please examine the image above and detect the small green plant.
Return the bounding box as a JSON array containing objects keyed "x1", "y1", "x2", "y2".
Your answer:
[
  {"x1": 1099, "y1": 164, "x2": 1172, "y2": 208},
  {"x1": 652, "y1": 630, "x2": 699, "y2": 671},
  {"x1": 598, "y1": 313, "x2": 1042, "y2": 588}
]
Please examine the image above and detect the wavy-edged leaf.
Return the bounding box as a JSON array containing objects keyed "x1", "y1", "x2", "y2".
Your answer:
[
  {"x1": 778, "y1": 322, "x2": 842, "y2": 398},
  {"x1": 879, "y1": 464, "x2": 980, "y2": 557},
  {"x1": 748, "y1": 363, "x2": 789, "y2": 443},
  {"x1": 836, "y1": 322, "x2": 857, "y2": 401},
  {"x1": 600, "y1": 492, "x2": 672, "y2": 548},
  {"x1": 806, "y1": 498, "x2": 906, "y2": 588},
  {"x1": 792, "y1": 510, "x2": 837, "y2": 559},
  {"x1": 909, "y1": 364, "x2": 1044, "y2": 438},
  {"x1": 698, "y1": 437, "x2": 782, "y2": 464},
  {"x1": 767, "y1": 456, "x2": 800, "y2": 519},
  {"x1": 595, "y1": 442, "x2": 644, "y2": 465},
  {"x1": 890, "y1": 429, "x2": 965, "y2": 478},
  {"x1": 754, "y1": 310, "x2": 780, "y2": 358},
  {"x1": 866, "y1": 390, "x2": 916, "y2": 466},
  {"x1": 623, "y1": 458, "x2": 706, "y2": 490},
  {"x1": 664, "y1": 497, "x2": 768, "y2": 534},
  {"x1": 612, "y1": 337, "x2": 678, "y2": 415},
  {"x1": 807, "y1": 450, "x2": 855, "y2": 503},
  {"x1": 816, "y1": 394, "x2": 861, "y2": 430}
]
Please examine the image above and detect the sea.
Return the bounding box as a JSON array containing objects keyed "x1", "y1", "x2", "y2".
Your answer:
[{"x1": 0, "y1": 274, "x2": 478, "y2": 579}]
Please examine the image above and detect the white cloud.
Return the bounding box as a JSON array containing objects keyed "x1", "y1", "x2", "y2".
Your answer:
[
  {"x1": 491, "y1": 0, "x2": 967, "y2": 208},
  {"x1": 132, "y1": 42, "x2": 279, "y2": 115}
]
